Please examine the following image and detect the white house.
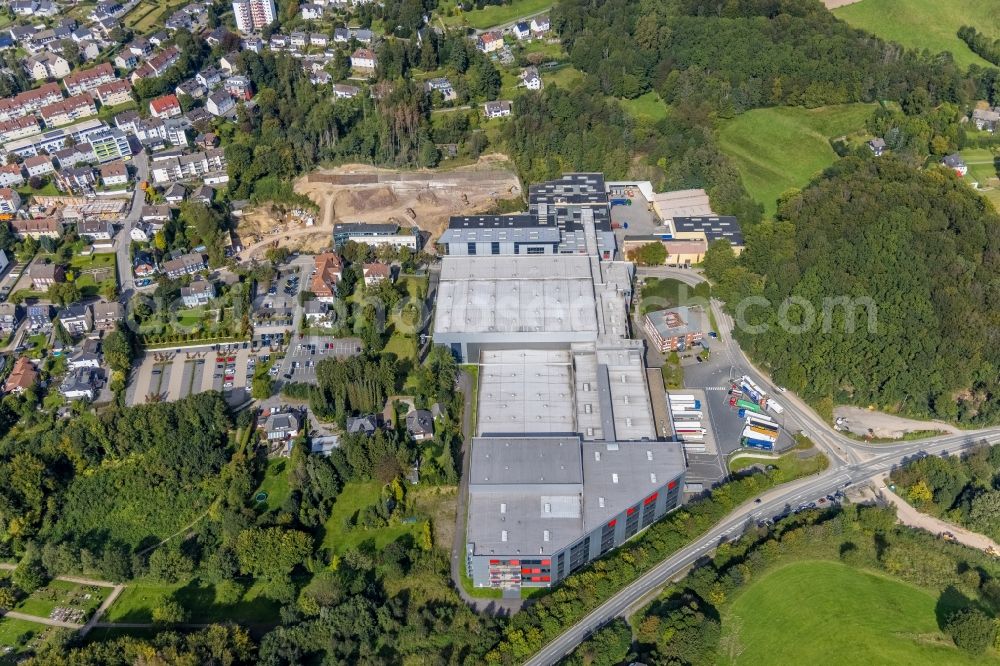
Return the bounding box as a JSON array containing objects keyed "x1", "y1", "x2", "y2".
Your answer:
[
  {"x1": 206, "y1": 90, "x2": 235, "y2": 116},
  {"x1": 521, "y1": 67, "x2": 541, "y2": 90},
  {"x1": 351, "y1": 48, "x2": 376, "y2": 72},
  {"x1": 483, "y1": 100, "x2": 512, "y2": 119}
]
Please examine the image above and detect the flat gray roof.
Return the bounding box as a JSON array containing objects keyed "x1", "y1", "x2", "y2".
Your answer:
[
  {"x1": 467, "y1": 436, "x2": 685, "y2": 556},
  {"x1": 477, "y1": 349, "x2": 577, "y2": 437},
  {"x1": 433, "y1": 255, "x2": 598, "y2": 337}
]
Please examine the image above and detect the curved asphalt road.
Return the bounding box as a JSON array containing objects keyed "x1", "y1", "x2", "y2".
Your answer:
[{"x1": 522, "y1": 266, "x2": 1000, "y2": 665}]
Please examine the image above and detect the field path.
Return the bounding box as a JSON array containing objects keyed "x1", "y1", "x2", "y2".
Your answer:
[
  {"x1": 823, "y1": 0, "x2": 862, "y2": 7},
  {"x1": 881, "y1": 480, "x2": 1000, "y2": 553},
  {"x1": 1, "y1": 610, "x2": 82, "y2": 629}
]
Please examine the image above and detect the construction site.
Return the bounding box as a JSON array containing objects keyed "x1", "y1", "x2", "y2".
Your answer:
[{"x1": 237, "y1": 155, "x2": 522, "y2": 258}]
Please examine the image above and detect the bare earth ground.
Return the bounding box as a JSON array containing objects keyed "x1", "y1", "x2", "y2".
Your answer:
[
  {"x1": 238, "y1": 155, "x2": 522, "y2": 259},
  {"x1": 833, "y1": 405, "x2": 960, "y2": 439},
  {"x1": 823, "y1": 0, "x2": 862, "y2": 7},
  {"x1": 880, "y1": 479, "x2": 1000, "y2": 553}
]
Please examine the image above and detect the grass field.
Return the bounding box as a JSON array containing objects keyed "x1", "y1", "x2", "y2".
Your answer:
[
  {"x1": 441, "y1": 0, "x2": 551, "y2": 29},
  {"x1": 0, "y1": 617, "x2": 47, "y2": 663},
  {"x1": 958, "y1": 147, "x2": 1000, "y2": 212},
  {"x1": 729, "y1": 440, "x2": 829, "y2": 482},
  {"x1": 718, "y1": 104, "x2": 877, "y2": 218},
  {"x1": 106, "y1": 578, "x2": 281, "y2": 624},
  {"x1": 620, "y1": 92, "x2": 668, "y2": 124},
  {"x1": 321, "y1": 481, "x2": 425, "y2": 554},
  {"x1": 639, "y1": 277, "x2": 711, "y2": 315},
  {"x1": 68, "y1": 252, "x2": 115, "y2": 270},
  {"x1": 721, "y1": 560, "x2": 985, "y2": 665},
  {"x1": 833, "y1": 0, "x2": 1000, "y2": 70},
  {"x1": 544, "y1": 65, "x2": 584, "y2": 89},
  {"x1": 254, "y1": 458, "x2": 292, "y2": 513}
]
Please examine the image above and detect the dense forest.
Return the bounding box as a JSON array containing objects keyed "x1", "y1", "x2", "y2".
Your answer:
[{"x1": 706, "y1": 158, "x2": 1000, "y2": 423}]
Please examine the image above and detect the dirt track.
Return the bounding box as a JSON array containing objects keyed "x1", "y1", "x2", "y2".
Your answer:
[
  {"x1": 823, "y1": 0, "x2": 862, "y2": 8},
  {"x1": 833, "y1": 405, "x2": 960, "y2": 440},
  {"x1": 238, "y1": 155, "x2": 522, "y2": 259},
  {"x1": 881, "y1": 480, "x2": 1000, "y2": 554}
]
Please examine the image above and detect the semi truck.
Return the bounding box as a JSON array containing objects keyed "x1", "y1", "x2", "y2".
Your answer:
[
  {"x1": 671, "y1": 410, "x2": 703, "y2": 420},
  {"x1": 742, "y1": 426, "x2": 777, "y2": 442},
  {"x1": 747, "y1": 425, "x2": 779, "y2": 438},
  {"x1": 767, "y1": 399, "x2": 785, "y2": 415},
  {"x1": 739, "y1": 376, "x2": 767, "y2": 405},
  {"x1": 746, "y1": 413, "x2": 776, "y2": 427},
  {"x1": 669, "y1": 394, "x2": 698, "y2": 403},
  {"x1": 736, "y1": 399, "x2": 763, "y2": 414},
  {"x1": 674, "y1": 421, "x2": 703, "y2": 431},
  {"x1": 742, "y1": 437, "x2": 775, "y2": 451}
]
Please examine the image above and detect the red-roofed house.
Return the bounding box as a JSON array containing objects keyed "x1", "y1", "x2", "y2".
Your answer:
[
  {"x1": 362, "y1": 262, "x2": 391, "y2": 286},
  {"x1": 311, "y1": 252, "x2": 343, "y2": 302},
  {"x1": 149, "y1": 94, "x2": 181, "y2": 119},
  {"x1": 4, "y1": 357, "x2": 38, "y2": 394},
  {"x1": 63, "y1": 63, "x2": 116, "y2": 96}
]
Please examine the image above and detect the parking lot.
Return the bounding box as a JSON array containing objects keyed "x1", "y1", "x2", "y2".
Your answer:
[
  {"x1": 126, "y1": 342, "x2": 254, "y2": 406},
  {"x1": 274, "y1": 334, "x2": 362, "y2": 386}
]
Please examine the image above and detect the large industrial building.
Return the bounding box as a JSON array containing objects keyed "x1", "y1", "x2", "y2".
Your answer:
[{"x1": 438, "y1": 173, "x2": 688, "y2": 591}]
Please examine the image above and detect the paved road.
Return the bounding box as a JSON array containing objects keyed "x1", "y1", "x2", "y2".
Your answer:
[
  {"x1": 524, "y1": 266, "x2": 1000, "y2": 664},
  {"x1": 525, "y1": 431, "x2": 997, "y2": 665},
  {"x1": 116, "y1": 150, "x2": 150, "y2": 301}
]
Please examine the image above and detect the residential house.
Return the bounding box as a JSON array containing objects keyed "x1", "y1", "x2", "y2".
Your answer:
[
  {"x1": 512, "y1": 21, "x2": 530, "y2": 40},
  {"x1": 260, "y1": 408, "x2": 300, "y2": 442},
  {"x1": 351, "y1": 48, "x2": 376, "y2": 72},
  {"x1": 26, "y1": 52, "x2": 70, "y2": 80},
  {"x1": 26, "y1": 304, "x2": 52, "y2": 332},
  {"x1": 30, "y1": 262, "x2": 65, "y2": 289},
  {"x1": 149, "y1": 149, "x2": 228, "y2": 185},
  {"x1": 99, "y1": 160, "x2": 128, "y2": 186},
  {"x1": 219, "y1": 52, "x2": 241, "y2": 74},
  {"x1": 53, "y1": 145, "x2": 96, "y2": 168},
  {"x1": 175, "y1": 79, "x2": 206, "y2": 99},
  {"x1": 0, "y1": 188, "x2": 21, "y2": 214},
  {"x1": 141, "y1": 204, "x2": 172, "y2": 224},
  {"x1": 68, "y1": 337, "x2": 101, "y2": 369},
  {"x1": 354, "y1": 29, "x2": 373, "y2": 44},
  {"x1": 11, "y1": 0, "x2": 39, "y2": 16},
  {"x1": 13, "y1": 218, "x2": 61, "y2": 239},
  {"x1": 346, "y1": 414, "x2": 381, "y2": 435},
  {"x1": 311, "y1": 252, "x2": 342, "y2": 302},
  {"x1": 309, "y1": 33, "x2": 328, "y2": 48},
  {"x1": 206, "y1": 90, "x2": 235, "y2": 116},
  {"x1": 60, "y1": 367, "x2": 102, "y2": 400},
  {"x1": 0, "y1": 83, "x2": 63, "y2": 121},
  {"x1": 242, "y1": 36, "x2": 263, "y2": 52},
  {"x1": 224, "y1": 75, "x2": 252, "y2": 100},
  {"x1": 362, "y1": 262, "x2": 390, "y2": 286},
  {"x1": 332, "y1": 83, "x2": 360, "y2": 99},
  {"x1": 333, "y1": 27, "x2": 350, "y2": 43},
  {"x1": 93, "y1": 300, "x2": 124, "y2": 331},
  {"x1": 196, "y1": 66, "x2": 223, "y2": 88},
  {"x1": 4, "y1": 357, "x2": 37, "y2": 394},
  {"x1": 406, "y1": 409, "x2": 434, "y2": 441},
  {"x1": 0, "y1": 302, "x2": 19, "y2": 334},
  {"x1": 95, "y1": 79, "x2": 133, "y2": 106},
  {"x1": 63, "y1": 62, "x2": 116, "y2": 95},
  {"x1": 114, "y1": 50, "x2": 138, "y2": 69},
  {"x1": 867, "y1": 138, "x2": 886, "y2": 157},
  {"x1": 0, "y1": 116, "x2": 41, "y2": 143},
  {"x1": 290, "y1": 31, "x2": 307, "y2": 48},
  {"x1": 521, "y1": 66, "x2": 541, "y2": 90},
  {"x1": 131, "y1": 47, "x2": 180, "y2": 83},
  {"x1": 643, "y1": 306, "x2": 704, "y2": 352},
  {"x1": 162, "y1": 252, "x2": 207, "y2": 278},
  {"x1": 303, "y1": 300, "x2": 330, "y2": 325},
  {"x1": 477, "y1": 31, "x2": 503, "y2": 53},
  {"x1": 425, "y1": 77, "x2": 455, "y2": 101},
  {"x1": 133, "y1": 252, "x2": 156, "y2": 278},
  {"x1": 163, "y1": 182, "x2": 187, "y2": 203},
  {"x1": 191, "y1": 184, "x2": 214, "y2": 204},
  {"x1": 57, "y1": 303, "x2": 92, "y2": 335},
  {"x1": 39, "y1": 94, "x2": 97, "y2": 127},
  {"x1": 483, "y1": 100, "x2": 512, "y2": 118},
  {"x1": 180, "y1": 278, "x2": 215, "y2": 306},
  {"x1": 942, "y1": 153, "x2": 968, "y2": 176},
  {"x1": 76, "y1": 219, "x2": 114, "y2": 241},
  {"x1": 149, "y1": 94, "x2": 182, "y2": 118},
  {"x1": 55, "y1": 166, "x2": 97, "y2": 193},
  {"x1": 0, "y1": 164, "x2": 24, "y2": 187},
  {"x1": 972, "y1": 107, "x2": 1000, "y2": 132},
  {"x1": 530, "y1": 15, "x2": 550, "y2": 35}
]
